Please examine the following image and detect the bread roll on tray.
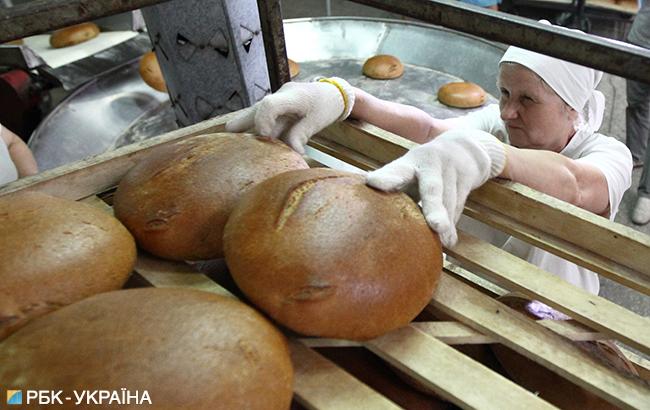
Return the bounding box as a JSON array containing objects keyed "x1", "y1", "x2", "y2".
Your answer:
[
  {"x1": 362, "y1": 54, "x2": 404, "y2": 80},
  {"x1": 50, "y1": 22, "x2": 100, "y2": 48}
]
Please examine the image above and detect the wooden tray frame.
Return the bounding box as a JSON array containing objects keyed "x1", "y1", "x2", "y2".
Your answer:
[{"x1": 3, "y1": 112, "x2": 649, "y2": 409}]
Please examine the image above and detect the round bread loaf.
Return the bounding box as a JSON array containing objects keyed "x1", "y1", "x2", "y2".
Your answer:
[
  {"x1": 140, "y1": 51, "x2": 167, "y2": 92},
  {"x1": 49, "y1": 22, "x2": 100, "y2": 48},
  {"x1": 224, "y1": 168, "x2": 442, "y2": 340},
  {"x1": 362, "y1": 54, "x2": 404, "y2": 80},
  {"x1": 0, "y1": 288, "x2": 294, "y2": 410},
  {"x1": 288, "y1": 58, "x2": 300, "y2": 79},
  {"x1": 0, "y1": 191, "x2": 136, "y2": 340},
  {"x1": 113, "y1": 133, "x2": 309, "y2": 261},
  {"x1": 437, "y1": 81, "x2": 486, "y2": 108}
]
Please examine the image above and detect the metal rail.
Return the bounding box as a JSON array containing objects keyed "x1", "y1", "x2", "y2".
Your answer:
[
  {"x1": 256, "y1": 0, "x2": 291, "y2": 91},
  {"x1": 0, "y1": 0, "x2": 171, "y2": 43},
  {"x1": 348, "y1": 0, "x2": 650, "y2": 84},
  {"x1": 2, "y1": 0, "x2": 648, "y2": 84}
]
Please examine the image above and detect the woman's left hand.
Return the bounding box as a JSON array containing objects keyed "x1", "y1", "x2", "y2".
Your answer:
[{"x1": 366, "y1": 129, "x2": 506, "y2": 247}]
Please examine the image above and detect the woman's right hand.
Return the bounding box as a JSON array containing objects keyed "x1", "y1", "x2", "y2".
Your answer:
[{"x1": 226, "y1": 78, "x2": 355, "y2": 154}]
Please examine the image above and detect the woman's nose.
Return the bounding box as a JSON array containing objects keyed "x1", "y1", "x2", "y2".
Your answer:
[{"x1": 500, "y1": 100, "x2": 518, "y2": 120}]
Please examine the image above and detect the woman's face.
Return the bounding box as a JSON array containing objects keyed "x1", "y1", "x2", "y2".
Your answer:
[{"x1": 498, "y1": 63, "x2": 578, "y2": 152}]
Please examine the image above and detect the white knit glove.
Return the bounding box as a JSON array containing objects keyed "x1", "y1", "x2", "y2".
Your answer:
[
  {"x1": 225, "y1": 77, "x2": 355, "y2": 154},
  {"x1": 366, "y1": 129, "x2": 506, "y2": 247}
]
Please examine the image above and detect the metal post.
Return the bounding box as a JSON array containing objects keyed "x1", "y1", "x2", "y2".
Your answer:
[
  {"x1": 141, "y1": 0, "x2": 271, "y2": 126},
  {"x1": 256, "y1": 0, "x2": 290, "y2": 92},
  {"x1": 347, "y1": 0, "x2": 650, "y2": 84}
]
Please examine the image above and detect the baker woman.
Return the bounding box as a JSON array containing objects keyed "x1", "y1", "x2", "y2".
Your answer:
[{"x1": 226, "y1": 29, "x2": 632, "y2": 296}]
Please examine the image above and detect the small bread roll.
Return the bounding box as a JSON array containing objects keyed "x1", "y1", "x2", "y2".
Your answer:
[
  {"x1": 224, "y1": 168, "x2": 442, "y2": 340},
  {"x1": 288, "y1": 58, "x2": 300, "y2": 79},
  {"x1": 0, "y1": 288, "x2": 294, "y2": 410},
  {"x1": 438, "y1": 81, "x2": 486, "y2": 108},
  {"x1": 49, "y1": 22, "x2": 100, "y2": 48},
  {"x1": 139, "y1": 51, "x2": 167, "y2": 92},
  {"x1": 4, "y1": 39, "x2": 23, "y2": 46},
  {"x1": 113, "y1": 133, "x2": 309, "y2": 261},
  {"x1": 0, "y1": 191, "x2": 136, "y2": 340},
  {"x1": 362, "y1": 54, "x2": 404, "y2": 80}
]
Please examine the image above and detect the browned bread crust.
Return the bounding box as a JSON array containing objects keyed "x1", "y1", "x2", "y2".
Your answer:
[
  {"x1": 0, "y1": 191, "x2": 135, "y2": 340},
  {"x1": 49, "y1": 22, "x2": 100, "y2": 48},
  {"x1": 114, "y1": 133, "x2": 309, "y2": 261},
  {"x1": 362, "y1": 54, "x2": 404, "y2": 80},
  {"x1": 438, "y1": 81, "x2": 487, "y2": 108},
  {"x1": 224, "y1": 168, "x2": 442, "y2": 340},
  {"x1": 140, "y1": 51, "x2": 167, "y2": 92},
  {"x1": 0, "y1": 288, "x2": 294, "y2": 410}
]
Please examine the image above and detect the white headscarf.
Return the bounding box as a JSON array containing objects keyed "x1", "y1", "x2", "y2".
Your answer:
[{"x1": 499, "y1": 23, "x2": 605, "y2": 134}]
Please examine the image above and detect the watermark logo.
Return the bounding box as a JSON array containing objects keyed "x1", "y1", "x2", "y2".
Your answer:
[
  {"x1": 6, "y1": 390, "x2": 22, "y2": 405},
  {"x1": 4, "y1": 389, "x2": 151, "y2": 406}
]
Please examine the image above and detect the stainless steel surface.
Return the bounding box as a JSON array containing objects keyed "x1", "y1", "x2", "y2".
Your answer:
[
  {"x1": 29, "y1": 58, "x2": 171, "y2": 171},
  {"x1": 295, "y1": 59, "x2": 498, "y2": 119},
  {"x1": 284, "y1": 17, "x2": 506, "y2": 97},
  {"x1": 0, "y1": 0, "x2": 172, "y2": 43},
  {"x1": 40, "y1": 33, "x2": 153, "y2": 90},
  {"x1": 347, "y1": 0, "x2": 650, "y2": 84},
  {"x1": 30, "y1": 17, "x2": 504, "y2": 170}
]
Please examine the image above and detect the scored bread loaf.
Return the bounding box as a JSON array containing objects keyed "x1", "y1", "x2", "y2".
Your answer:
[
  {"x1": 0, "y1": 288, "x2": 294, "y2": 410},
  {"x1": 49, "y1": 22, "x2": 100, "y2": 48},
  {"x1": 362, "y1": 54, "x2": 404, "y2": 80},
  {"x1": 113, "y1": 133, "x2": 308, "y2": 261},
  {"x1": 224, "y1": 168, "x2": 443, "y2": 340},
  {"x1": 0, "y1": 191, "x2": 136, "y2": 340}
]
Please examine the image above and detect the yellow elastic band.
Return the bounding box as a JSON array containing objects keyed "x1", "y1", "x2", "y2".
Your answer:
[{"x1": 318, "y1": 78, "x2": 349, "y2": 120}]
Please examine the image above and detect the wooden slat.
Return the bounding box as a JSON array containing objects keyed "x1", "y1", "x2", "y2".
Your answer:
[
  {"x1": 430, "y1": 272, "x2": 650, "y2": 409},
  {"x1": 315, "y1": 120, "x2": 650, "y2": 289},
  {"x1": 537, "y1": 319, "x2": 607, "y2": 342},
  {"x1": 128, "y1": 237, "x2": 552, "y2": 408},
  {"x1": 470, "y1": 180, "x2": 650, "y2": 283},
  {"x1": 444, "y1": 260, "x2": 507, "y2": 297},
  {"x1": 0, "y1": 111, "x2": 238, "y2": 200},
  {"x1": 290, "y1": 341, "x2": 401, "y2": 410},
  {"x1": 464, "y1": 199, "x2": 650, "y2": 295},
  {"x1": 448, "y1": 230, "x2": 650, "y2": 355},
  {"x1": 315, "y1": 121, "x2": 414, "y2": 166},
  {"x1": 134, "y1": 254, "x2": 235, "y2": 298},
  {"x1": 301, "y1": 319, "x2": 607, "y2": 348},
  {"x1": 365, "y1": 326, "x2": 557, "y2": 410}
]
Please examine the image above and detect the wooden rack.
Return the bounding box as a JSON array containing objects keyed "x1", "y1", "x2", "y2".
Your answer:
[{"x1": 2, "y1": 112, "x2": 649, "y2": 409}]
